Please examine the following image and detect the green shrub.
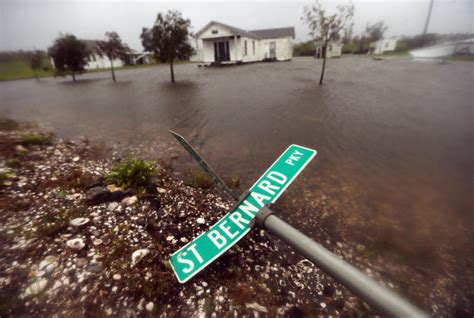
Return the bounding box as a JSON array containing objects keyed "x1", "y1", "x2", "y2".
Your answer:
[
  {"x1": 0, "y1": 171, "x2": 10, "y2": 187},
  {"x1": 106, "y1": 158, "x2": 155, "y2": 189},
  {"x1": 20, "y1": 133, "x2": 52, "y2": 145},
  {"x1": 6, "y1": 159, "x2": 21, "y2": 169}
]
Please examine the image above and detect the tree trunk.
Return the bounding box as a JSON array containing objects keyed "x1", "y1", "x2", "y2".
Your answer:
[
  {"x1": 170, "y1": 61, "x2": 175, "y2": 83},
  {"x1": 110, "y1": 59, "x2": 116, "y2": 82},
  {"x1": 33, "y1": 69, "x2": 39, "y2": 81},
  {"x1": 72, "y1": 72, "x2": 76, "y2": 82},
  {"x1": 319, "y1": 39, "x2": 328, "y2": 85}
]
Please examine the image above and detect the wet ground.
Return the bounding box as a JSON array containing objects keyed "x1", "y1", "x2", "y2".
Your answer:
[{"x1": 1, "y1": 56, "x2": 473, "y2": 315}]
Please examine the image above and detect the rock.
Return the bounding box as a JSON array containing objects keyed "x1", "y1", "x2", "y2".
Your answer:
[
  {"x1": 72, "y1": 156, "x2": 80, "y2": 162},
  {"x1": 66, "y1": 193, "x2": 83, "y2": 201},
  {"x1": 112, "y1": 286, "x2": 118, "y2": 293},
  {"x1": 157, "y1": 187, "x2": 167, "y2": 194},
  {"x1": 245, "y1": 302, "x2": 268, "y2": 313},
  {"x1": 107, "y1": 202, "x2": 119, "y2": 211},
  {"x1": 106, "y1": 308, "x2": 113, "y2": 315},
  {"x1": 320, "y1": 302, "x2": 327, "y2": 309},
  {"x1": 180, "y1": 237, "x2": 189, "y2": 243},
  {"x1": 15, "y1": 145, "x2": 28, "y2": 153},
  {"x1": 76, "y1": 258, "x2": 88, "y2": 267},
  {"x1": 86, "y1": 186, "x2": 131, "y2": 206},
  {"x1": 146, "y1": 302, "x2": 154, "y2": 312},
  {"x1": 25, "y1": 279, "x2": 48, "y2": 296},
  {"x1": 93, "y1": 239, "x2": 103, "y2": 246},
  {"x1": 121, "y1": 195, "x2": 138, "y2": 206},
  {"x1": 66, "y1": 238, "x2": 85, "y2": 251},
  {"x1": 166, "y1": 236, "x2": 174, "y2": 241},
  {"x1": 131, "y1": 249, "x2": 150, "y2": 266},
  {"x1": 88, "y1": 261, "x2": 103, "y2": 273},
  {"x1": 196, "y1": 217, "x2": 205, "y2": 224},
  {"x1": 106, "y1": 184, "x2": 123, "y2": 192},
  {"x1": 69, "y1": 218, "x2": 89, "y2": 227},
  {"x1": 336, "y1": 242, "x2": 343, "y2": 248},
  {"x1": 113, "y1": 274, "x2": 121, "y2": 280},
  {"x1": 38, "y1": 256, "x2": 58, "y2": 274}
]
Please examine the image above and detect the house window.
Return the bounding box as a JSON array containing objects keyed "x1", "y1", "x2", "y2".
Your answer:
[
  {"x1": 244, "y1": 40, "x2": 247, "y2": 56},
  {"x1": 252, "y1": 41, "x2": 255, "y2": 55},
  {"x1": 212, "y1": 29, "x2": 218, "y2": 34}
]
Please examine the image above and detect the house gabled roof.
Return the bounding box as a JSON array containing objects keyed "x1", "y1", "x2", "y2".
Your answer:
[
  {"x1": 250, "y1": 27, "x2": 295, "y2": 39},
  {"x1": 196, "y1": 21, "x2": 261, "y2": 39}
]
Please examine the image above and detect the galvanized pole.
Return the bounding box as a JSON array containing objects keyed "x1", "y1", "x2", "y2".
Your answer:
[{"x1": 255, "y1": 207, "x2": 428, "y2": 318}]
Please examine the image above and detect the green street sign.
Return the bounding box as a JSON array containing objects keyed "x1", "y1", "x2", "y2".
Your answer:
[{"x1": 169, "y1": 144, "x2": 317, "y2": 283}]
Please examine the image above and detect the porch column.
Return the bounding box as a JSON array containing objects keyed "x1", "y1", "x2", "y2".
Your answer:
[{"x1": 234, "y1": 36, "x2": 238, "y2": 62}]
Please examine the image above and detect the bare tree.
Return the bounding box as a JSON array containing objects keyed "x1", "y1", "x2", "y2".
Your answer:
[
  {"x1": 98, "y1": 32, "x2": 131, "y2": 82},
  {"x1": 303, "y1": 1, "x2": 354, "y2": 85}
]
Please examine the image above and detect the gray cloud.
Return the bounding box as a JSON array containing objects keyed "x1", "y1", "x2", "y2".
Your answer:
[{"x1": 1, "y1": 0, "x2": 472, "y2": 51}]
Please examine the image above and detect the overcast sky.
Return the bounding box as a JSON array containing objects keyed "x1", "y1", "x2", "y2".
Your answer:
[{"x1": 1, "y1": 0, "x2": 472, "y2": 51}]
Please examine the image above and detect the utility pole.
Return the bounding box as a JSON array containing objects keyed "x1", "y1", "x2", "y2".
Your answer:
[{"x1": 421, "y1": 0, "x2": 434, "y2": 46}]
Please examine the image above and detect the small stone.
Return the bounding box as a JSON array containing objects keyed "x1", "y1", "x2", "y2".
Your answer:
[
  {"x1": 106, "y1": 308, "x2": 112, "y2": 315},
  {"x1": 131, "y1": 249, "x2": 150, "y2": 266},
  {"x1": 106, "y1": 184, "x2": 122, "y2": 192},
  {"x1": 113, "y1": 274, "x2": 121, "y2": 280},
  {"x1": 107, "y1": 202, "x2": 119, "y2": 211},
  {"x1": 88, "y1": 261, "x2": 103, "y2": 273},
  {"x1": 146, "y1": 302, "x2": 154, "y2": 312},
  {"x1": 156, "y1": 187, "x2": 167, "y2": 194},
  {"x1": 121, "y1": 196, "x2": 138, "y2": 206},
  {"x1": 66, "y1": 238, "x2": 85, "y2": 251},
  {"x1": 112, "y1": 286, "x2": 118, "y2": 293},
  {"x1": 25, "y1": 279, "x2": 48, "y2": 296},
  {"x1": 15, "y1": 145, "x2": 28, "y2": 153},
  {"x1": 69, "y1": 218, "x2": 89, "y2": 227},
  {"x1": 76, "y1": 258, "x2": 88, "y2": 267},
  {"x1": 180, "y1": 237, "x2": 189, "y2": 243},
  {"x1": 336, "y1": 242, "x2": 343, "y2": 248},
  {"x1": 93, "y1": 239, "x2": 103, "y2": 246},
  {"x1": 196, "y1": 217, "x2": 205, "y2": 224},
  {"x1": 245, "y1": 302, "x2": 268, "y2": 313},
  {"x1": 320, "y1": 302, "x2": 327, "y2": 309},
  {"x1": 166, "y1": 236, "x2": 174, "y2": 241}
]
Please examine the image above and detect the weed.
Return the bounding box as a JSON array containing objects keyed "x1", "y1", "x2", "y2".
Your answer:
[
  {"x1": 0, "y1": 118, "x2": 19, "y2": 131},
  {"x1": 57, "y1": 191, "x2": 67, "y2": 199},
  {"x1": 20, "y1": 134, "x2": 52, "y2": 146},
  {"x1": 229, "y1": 175, "x2": 240, "y2": 188},
  {"x1": 106, "y1": 158, "x2": 156, "y2": 189},
  {"x1": 184, "y1": 167, "x2": 214, "y2": 189},
  {"x1": 6, "y1": 159, "x2": 21, "y2": 169},
  {"x1": 0, "y1": 171, "x2": 13, "y2": 187}
]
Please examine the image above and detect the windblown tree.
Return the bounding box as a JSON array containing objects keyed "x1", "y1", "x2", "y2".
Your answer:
[
  {"x1": 141, "y1": 10, "x2": 194, "y2": 83},
  {"x1": 48, "y1": 34, "x2": 89, "y2": 82},
  {"x1": 365, "y1": 21, "x2": 387, "y2": 43},
  {"x1": 30, "y1": 50, "x2": 43, "y2": 80},
  {"x1": 98, "y1": 32, "x2": 131, "y2": 82},
  {"x1": 303, "y1": 1, "x2": 354, "y2": 85}
]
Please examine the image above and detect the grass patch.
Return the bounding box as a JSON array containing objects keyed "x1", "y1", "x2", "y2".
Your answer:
[
  {"x1": 0, "y1": 171, "x2": 12, "y2": 187},
  {"x1": 6, "y1": 159, "x2": 22, "y2": 169},
  {"x1": 446, "y1": 55, "x2": 474, "y2": 61},
  {"x1": 106, "y1": 158, "x2": 156, "y2": 189},
  {"x1": 184, "y1": 167, "x2": 214, "y2": 189},
  {"x1": 0, "y1": 118, "x2": 19, "y2": 131},
  {"x1": 20, "y1": 133, "x2": 52, "y2": 146},
  {"x1": 0, "y1": 58, "x2": 54, "y2": 81}
]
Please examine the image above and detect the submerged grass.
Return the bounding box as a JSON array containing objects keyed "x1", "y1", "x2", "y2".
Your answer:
[{"x1": 20, "y1": 134, "x2": 52, "y2": 146}]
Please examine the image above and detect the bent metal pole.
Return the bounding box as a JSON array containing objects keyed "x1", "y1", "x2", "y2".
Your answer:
[{"x1": 255, "y1": 206, "x2": 428, "y2": 318}]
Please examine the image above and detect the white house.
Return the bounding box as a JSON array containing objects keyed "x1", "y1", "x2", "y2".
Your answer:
[
  {"x1": 370, "y1": 38, "x2": 399, "y2": 55},
  {"x1": 80, "y1": 40, "x2": 125, "y2": 70},
  {"x1": 314, "y1": 40, "x2": 342, "y2": 58},
  {"x1": 195, "y1": 21, "x2": 295, "y2": 65}
]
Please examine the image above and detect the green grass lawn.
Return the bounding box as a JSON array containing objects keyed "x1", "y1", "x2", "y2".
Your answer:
[
  {"x1": 0, "y1": 59, "x2": 195, "y2": 81},
  {"x1": 0, "y1": 58, "x2": 54, "y2": 81}
]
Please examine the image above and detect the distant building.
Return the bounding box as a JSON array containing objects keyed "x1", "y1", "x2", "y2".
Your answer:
[
  {"x1": 50, "y1": 39, "x2": 152, "y2": 70},
  {"x1": 370, "y1": 38, "x2": 399, "y2": 55},
  {"x1": 195, "y1": 21, "x2": 295, "y2": 65},
  {"x1": 314, "y1": 40, "x2": 342, "y2": 58}
]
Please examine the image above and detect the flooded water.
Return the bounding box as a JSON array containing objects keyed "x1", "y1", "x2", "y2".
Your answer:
[{"x1": 1, "y1": 56, "x2": 473, "y2": 313}]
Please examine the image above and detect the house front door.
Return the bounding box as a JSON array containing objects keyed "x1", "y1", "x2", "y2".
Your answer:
[
  {"x1": 214, "y1": 41, "x2": 230, "y2": 62},
  {"x1": 269, "y1": 42, "x2": 276, "y2": 58}
]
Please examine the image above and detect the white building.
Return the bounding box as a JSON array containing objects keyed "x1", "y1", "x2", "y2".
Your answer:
[
  {"x1": 370, "y1": 38, "x2": 399, "y2": 55},
  {"x1": 314, "y1": 40, "x2": 342, "y2": 58},
  {"x1": 195, "y1": 21, "x2": 295, "y2": 65},
  {"x1": 80, "y1": 40, "x2": 125, "y2": 70}
]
